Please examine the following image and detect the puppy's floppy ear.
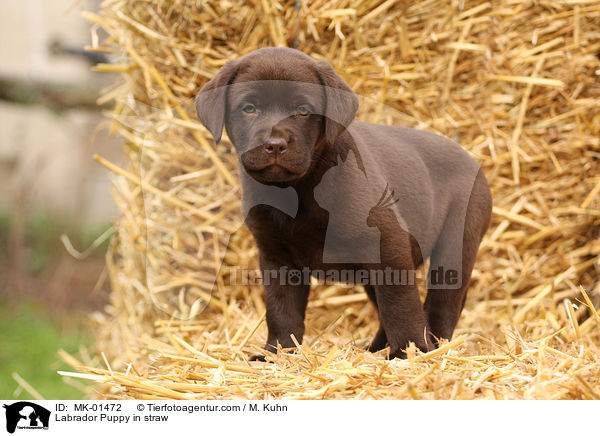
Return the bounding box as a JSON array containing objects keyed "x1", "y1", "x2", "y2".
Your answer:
[
  {"x1": 315, "y1": 60, "x2": 359, "y2": 145},
  {"x1": 195, "y1": 60, "x2": 239, "y2": 144}
]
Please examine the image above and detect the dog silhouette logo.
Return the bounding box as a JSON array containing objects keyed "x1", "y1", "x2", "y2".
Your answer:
[{"x1": 2, "y1": 402, "x2": 50, "y2": 433}]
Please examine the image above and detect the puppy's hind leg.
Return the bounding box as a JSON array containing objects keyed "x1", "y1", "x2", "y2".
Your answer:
[
  {"x1": 423, "y1": 230, "x2": 474, "y2": 346},
  {"x1": 364, "y1": 284, "x2": 387, "y2": 352},
  {"x1": 424, "y1": 170, "x2": 492, "y2": 344}
]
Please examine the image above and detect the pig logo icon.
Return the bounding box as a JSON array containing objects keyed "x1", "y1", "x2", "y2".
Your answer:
[{"x1": 2, "y1": 402, "x2": 50, "y2": 433}]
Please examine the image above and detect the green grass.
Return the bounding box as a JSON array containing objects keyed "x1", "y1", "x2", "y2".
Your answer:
[
  {"x1": 0, "y1": 300, "x2": 92, "y2": 399},
  {"x1": 0, "y1": 211, "x2": 108, "y2": 399},
  {"x1": 0, "y1": 210, "x2": 112, "y2": 274}
]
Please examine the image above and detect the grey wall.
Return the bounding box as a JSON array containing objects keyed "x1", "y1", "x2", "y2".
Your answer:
[{"x1": 0, "y1": 0, "x2": 120, "y2": 223}]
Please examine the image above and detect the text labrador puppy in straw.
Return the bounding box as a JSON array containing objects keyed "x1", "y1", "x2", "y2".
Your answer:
[{"x1": 195, "y1": 47, "x2": 492, "y2": 360}]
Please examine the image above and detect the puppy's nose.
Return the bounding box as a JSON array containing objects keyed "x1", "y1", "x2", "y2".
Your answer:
[{"x1": 264, "y1": 137, "x2": 288, "y2": 155}]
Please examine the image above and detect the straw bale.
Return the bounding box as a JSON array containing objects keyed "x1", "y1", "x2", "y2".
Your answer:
[{"x1": 68, "y1": 0, "x2": 600, "y2": 399}]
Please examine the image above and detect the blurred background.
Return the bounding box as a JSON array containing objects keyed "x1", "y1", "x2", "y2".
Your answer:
[{"x1": 0, "y1": 0, "x2": 120, "y2": 399}]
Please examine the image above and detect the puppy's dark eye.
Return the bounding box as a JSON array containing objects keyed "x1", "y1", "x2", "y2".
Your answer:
[
  {"x1": 242, "y1": 104, "x2": 256, "y2": 114},
  {"x1": 296, "y1": 105, "x2": 310, "y2": 117}
]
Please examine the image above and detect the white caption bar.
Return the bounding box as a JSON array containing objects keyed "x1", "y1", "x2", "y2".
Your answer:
[{"x1": 0, "y1": 400, "x2": 592, "y2": 435}]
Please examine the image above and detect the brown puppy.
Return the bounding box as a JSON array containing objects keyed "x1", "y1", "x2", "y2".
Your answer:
[{"x1": 196, "y1": 47, "x2": 492, "y2": 359}]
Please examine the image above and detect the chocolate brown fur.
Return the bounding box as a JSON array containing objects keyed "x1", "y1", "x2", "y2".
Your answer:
[{"x1": 196, "y1": 47, "x2": 492, "y2": 359}]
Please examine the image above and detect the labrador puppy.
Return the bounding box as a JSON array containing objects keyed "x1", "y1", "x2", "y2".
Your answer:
[{"x1": 195, "y1": 47, "x2": 492, "y2": 359}]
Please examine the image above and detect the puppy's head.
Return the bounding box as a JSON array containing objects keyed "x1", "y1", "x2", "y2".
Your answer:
[{"x1": 195, "y1": 47, "x2": 358, "y2": 185}]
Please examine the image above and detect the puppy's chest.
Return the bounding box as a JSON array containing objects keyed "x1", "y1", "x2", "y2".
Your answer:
[
  {"x1": 248, "y1": 203, "x2": 329, "y2": 265},
  {"x1": 279, "y1": 205, "x2": 328, "y2": 247}
]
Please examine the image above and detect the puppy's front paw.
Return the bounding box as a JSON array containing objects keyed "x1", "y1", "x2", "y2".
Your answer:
[
  {"x1": 364, "y1": 325, "x2": 388, "y2": 352},
  {"x1": 389, "y1": 348, "x2": 408, "y2": 360},
  {"x1": 249, "y1": 354, "x2": 267, "y2": 362},
  {"x1": 249, "y1": 343, "x2": 277, "y2": 362},
  {"x1": 389, "y1": 338, "x2": 436, "y2": 360},
  {"x1": 365, "y1": 341, "x2": 387, "y2": 352}
]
